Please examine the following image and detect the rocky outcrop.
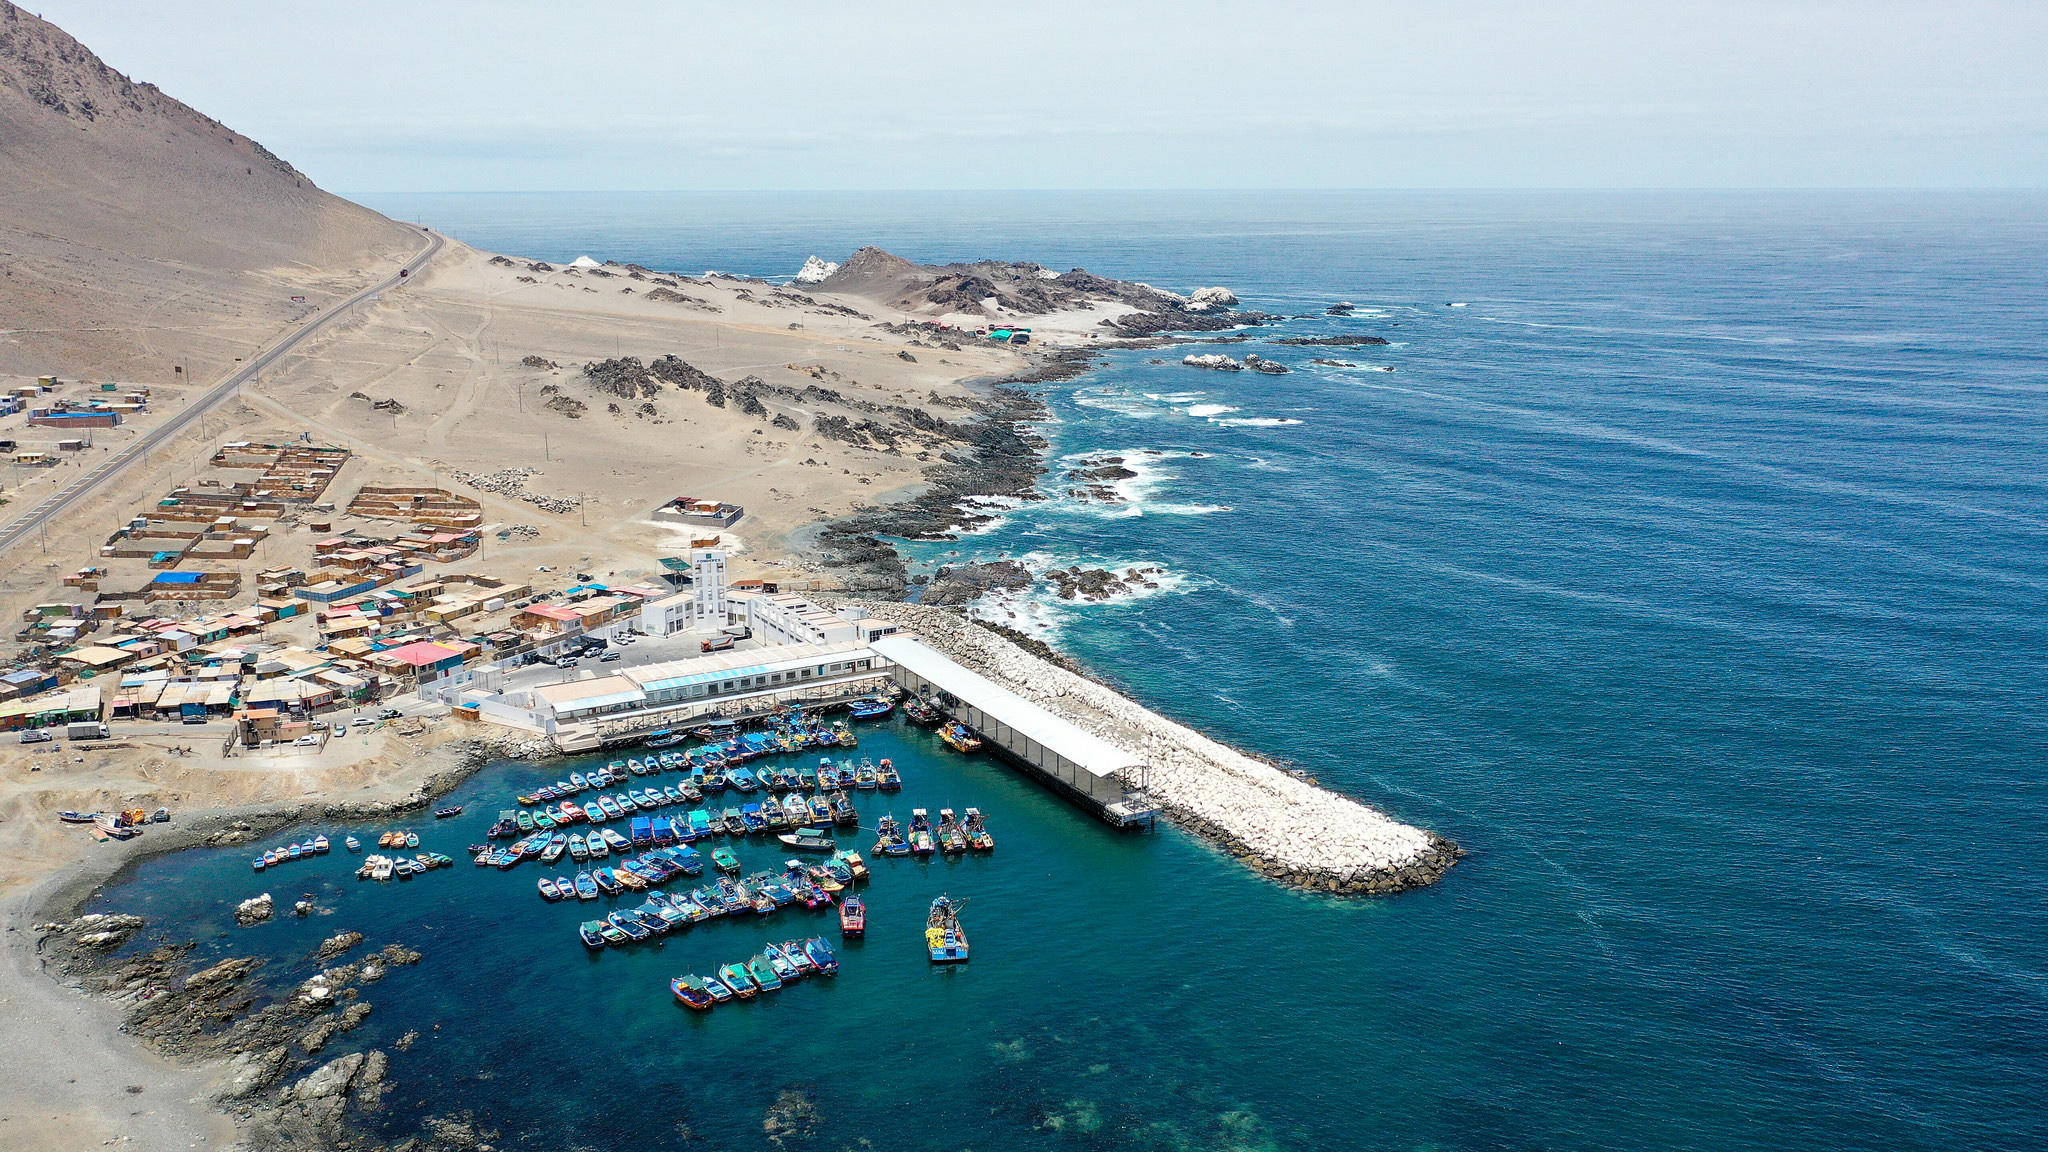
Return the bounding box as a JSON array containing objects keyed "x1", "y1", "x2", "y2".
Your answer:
[
  {"x1": 793, "y1": 255, "x2": 839, "y2": 283},
  {"x1": 922, "y1": 560, "x2": 1034, "y2": 607},
  {"x1": 1270, "y1": 334, "x2": 1390, "y2": 346},
  {"x1": 1244, "y1": 354, "x2": 1289, "y2": 374},
  {"x1": 1189, "y1": 286, "x2": 1238, "y2": 309},
  {"x1": 1183, "y1": 353, "x2": 1243, "y2": 371},
  {"x1": 1044, "y1": 565, "x2": 1164, "y2": 601},
  {"x1": 235, "y1": 893, "x2": 273, "y2": 925}
]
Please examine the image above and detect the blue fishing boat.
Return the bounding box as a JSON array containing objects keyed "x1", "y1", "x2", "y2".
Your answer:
[
  {"x1": 608, "y1": 911, "x2": 651, "y2": 941},
  {"x1": 538, "y1": 876, "x2": 563, "y2": 901},
  {"x1": 673, "y1": 846, "x2": 705, "y2": 875},
  {"x1": 699, "y1": 973, "x2": 734, "y2": 1003},
  {"x1": 747, "y1": 953, "x2": 783, "y2": 991},
  {"x1": 579, "y1": 920, "x2": 606, "y2": 948},
  {"x1": 574, "y1": 872, "x2": 599, "y2": 900},
  {"x1": 729, "y1": 767, "x2": 760, "y2": 793},
  {"x1": 592, "y1": 868, "x2": 622, "y2": 896},
  {"x1": 740, "y1": 804, "x2": 768, "y2": 834},
  {"x1": 805, "y1": 936, "x2": 839, "y2": 972},
  {"x1": 630, "y1": 816, "x2": 653, "y2": 845},
  {"x1": 847, "y1": 697, "x2": 893, "y2": 720}
]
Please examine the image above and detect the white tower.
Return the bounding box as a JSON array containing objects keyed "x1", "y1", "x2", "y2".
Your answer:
[{"x1": 692, "y1": 549, "x2": 727, "y2": 627}]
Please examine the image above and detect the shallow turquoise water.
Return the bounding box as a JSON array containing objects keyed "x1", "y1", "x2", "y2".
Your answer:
[{"x1": 94, "y1": 192, "x2": 2048, "y2": 1150}]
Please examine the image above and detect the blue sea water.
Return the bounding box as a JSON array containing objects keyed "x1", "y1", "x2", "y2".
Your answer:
[{"x1": 97, "y1": 192, "x2": 2048, "y2": 1150}]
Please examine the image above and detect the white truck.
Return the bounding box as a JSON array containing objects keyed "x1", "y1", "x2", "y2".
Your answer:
[{"x1": 66, "y1": 721, "x2": 110, "y2": 740}]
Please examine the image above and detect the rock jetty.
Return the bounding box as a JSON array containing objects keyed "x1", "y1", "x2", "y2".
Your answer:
[{"x1": 835, "y1": 600, "x2": 1460, "y2": 894}]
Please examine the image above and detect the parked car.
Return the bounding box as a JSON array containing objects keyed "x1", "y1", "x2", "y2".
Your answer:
[
  {"x1": 599, "y1": 652, "x2": 621, "y2": 662},
  {"x1": 378, "y1": 708, "x2": 403, "y2": 720},
  {"x1": 351, "y1": 716, "x2": 376, "y2": 727},
  {"x1": 293, "y1": 735, "x2": 321, "y2": 747}
]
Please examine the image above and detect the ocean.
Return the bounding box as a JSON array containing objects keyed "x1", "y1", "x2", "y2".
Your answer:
[{"x1": 94, "y1": 191, "x2": 2048, "y2": 1150}]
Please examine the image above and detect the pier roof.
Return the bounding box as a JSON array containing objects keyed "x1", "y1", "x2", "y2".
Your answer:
[{"x1": 871, "y1": 636, "x2": 1143, "y2": 779}]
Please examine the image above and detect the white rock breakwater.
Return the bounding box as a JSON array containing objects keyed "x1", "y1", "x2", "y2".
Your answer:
[{"x1": 837, "y1": 599, "x2": 1460, "y2": 894}]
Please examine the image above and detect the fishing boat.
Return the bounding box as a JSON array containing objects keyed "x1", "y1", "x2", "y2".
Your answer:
[
  {"x1": 877, "y1": 759, "x2": 902, "y2": 789},
  {"x1": 579, "y1": 920, "x2": 607, "y2": 948},
  {"x1": 600, "y1": 828, "x2": 631, "y2": 853},
  {"x1": 873, "y1": 814, "x2": 910, "y2": 856},
  {"x1": 688, "y1": 810, "x2": 713, "y2": 838},
  {"x1": 838, "y1": 851, "x2": 871, "y2": 881},
  {"x1": 700, "y1": 973, "x2": 734, "y2": 1003},
  {"x1": 405, "y1": 831, "x2": 420, "y2": 848},
  {"x1": 907, "y1": 809, "x2": 938, "y2": 855},
  {"x1": 729, "y1": 767, "x2": 760, "y2": 793},
  {"x1": 712, "y1": 847, "x2": 742, "y2": 874},
  {"x1": 807, "y1": 794, "x2": 833, "y2": 824},
  {"x1": 832, "y1": 721, "x2": 856, "y2": 747},
  {"x1": 559, "y1": 801, "x2": 585, "y2": 822},
  {"x1": 592, "y1": 868, "x2": 623, "y2": 896},
  {"x1": 840, "y1": 894, "x2": 866, "y2": 935},
  {"x1": 679, "y1": 779, "x2": 704, "y2": 803},
  {"x1": 903, "y1": 696, "x2": 944, "y2": 726},
  {"x1": 542, "y1": 833, "x2": 568, "y2": 863},
  {"x1": 721, "y1": 808, "x2": 749, "y2": 837},
  {"x1": 434, "y1": 805, "x2": 463, "y2": 819},
  {"x1": 596, "y1": 795, "x2": 623, "y2": 821},
  {"x1": 780, "y1": 794, "x2": 810, "y2": 826},
  {"x1": 372, "y1": 856, "x2": 394, "y2": 881},
  {"x1": 313, "y1": 834, "x2": 331, "y2": 854},
  {"x1": 252, "y1": 854, "x2": 267, "y2": 872},
  {"x1": 597, "y1": 921, "x2": 632, "y2": 947},
  {"x1": 805, "y1": 936, "x2": 840, "y2": 973},
  {"x1": 574, "y1": 871, "x2": 599, "y2": 900},
  {"x1": 799, "y1": 764, "x2": 819, "y2": 790},
  {"x1": 608, "y1": 911, "x2": 651, "y2": 941},
  {"x1": 746, "y1": 953, "x2": 783, "y2": 991},
  {"x1": 927, "y1": 895, "x2": 969, "y2": 963},
  {"x1": 671, "y1": 974, "x2": 717, "y2": 1010},
  {"x1": 763, "y1": 944, "x2": 801, "y2": 983},
  {"x1": 964, "y1": 807, "x2": 995, "y2": 851},
  {"x1": 538, "y1": 877, "x2": 563, "y2": 901},
  {"x1": 646, "y1": 729, "x2": 688, "y2": 749},
  {"x1": 938, "y1": 721, "x2": 983, "y2": 754},
  {"x1": 719, "y1": 962, "x2": 758, "y2": 998},
  {"x1": 807, "y1": 864, "x2": 845, "y2": 894},
  {"x1": 344, "y1": 835, "x2": 361, "y2": 852},
  {"x1": 570, "y1": 772, "x2": 589, "y2": 790},
  {"x1": 568, "y1": 833, "x2": 589, "y2": 861},
  {"x1": 778, "y1": 827, "x2": 835, "y2": 852},
  {"x1": 854, "y1": 762, "x2": 879, "y2": 789},
  {"x1": 846, "y1": 697, "x2": 893, "y2": 720},
  {"x1": 740, "y1": 804, "x2": 768, "y2": 835},
  {"x1": 830, "y1": 791, "x2": 858, "y2": 826},
  {"x1": 937, "y1": 809, "x2": 968, "y2": 854}
]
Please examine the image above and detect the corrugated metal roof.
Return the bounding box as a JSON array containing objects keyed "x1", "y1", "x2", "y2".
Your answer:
[{"x1": 870, "y1": 636, "x2": 1143, "y2": 780}]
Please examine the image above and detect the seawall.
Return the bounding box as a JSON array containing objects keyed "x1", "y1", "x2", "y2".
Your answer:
[{"x1": 832, "y1": 599, "x2": 1461, "y2": 895}]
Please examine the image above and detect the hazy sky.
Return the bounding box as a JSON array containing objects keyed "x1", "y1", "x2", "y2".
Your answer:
[{"x1": 34, "y1": 0, "x2": 2048, "y2": 191}]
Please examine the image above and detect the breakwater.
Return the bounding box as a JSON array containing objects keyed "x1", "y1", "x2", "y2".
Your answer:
[{"x1": 836, "y1": 598, "x2": 1459, "y2": 893}]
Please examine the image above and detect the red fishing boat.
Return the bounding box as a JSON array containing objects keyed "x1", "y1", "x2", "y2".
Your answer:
[{"x1": 839, "y1": 893, "x2": 866, "y2": 936}]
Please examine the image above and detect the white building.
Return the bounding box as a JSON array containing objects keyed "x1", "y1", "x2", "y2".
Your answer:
[
  {"x1": 639, "y1": 548, "x2": 732, "y2": 637},
  {"x1": 729, "y1": 590, "x2": 899, "y2": 647}
]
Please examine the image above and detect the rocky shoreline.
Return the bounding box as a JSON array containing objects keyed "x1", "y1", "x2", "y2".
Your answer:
[
  {"x1": 821, "y1": 598, "x2": 1461, "y2": 896},
  {"x1": 14, "y1": 732, "x2": 541, "y2": 1152}
]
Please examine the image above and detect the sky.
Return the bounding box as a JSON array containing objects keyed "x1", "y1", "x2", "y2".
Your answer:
[{"x1": 31, "y1": 0, "x2": 2048, "y2": 191}]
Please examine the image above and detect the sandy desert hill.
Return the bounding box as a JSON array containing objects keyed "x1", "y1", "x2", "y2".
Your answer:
[{"x1": 0, "y1": 1, "x2": 419, "y2": 384}]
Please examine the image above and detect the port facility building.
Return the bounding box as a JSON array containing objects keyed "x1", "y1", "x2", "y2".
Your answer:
[{"x1": 871, "y1": 635, "x2": 1157, "y2": 827}]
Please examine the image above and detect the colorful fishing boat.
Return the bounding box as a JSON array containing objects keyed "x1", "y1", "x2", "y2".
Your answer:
[
  {"x1": 830, "y1": 791, "x2": 858, "y2": 826},
  {"x1": 937, "y1": 808, "x2": 968, "y2": 854},
  {"x1": 712, "y1": 846, "x2": 742, "y2": 874},
  {"x1": 908, "y1": 809, "x2": 938, "y2": 855},
  {"x1": 778, "y1": 827, "x2": 835, "y2": 852},
  {"x1": 671, "y1": 974, "x2": 717, "y2": 1009},
  {"x1": 877, "y1": 759, "x2": 902, "y2": 789},
  {"x1": 903, "y1": 696, "x2": 944, "y2": 725},
  {"x1": 927, "y1": 895, "x2": 969, "y2": 963},
  {"x1": 538, "y1": 876, "x2": 563, "y2": 901},
  {"x1": 719, "y1": 962, "x2": 758, "y2": 998},
  {"x1": 804, "y1": 936, "x2": 840, "y2": 973},
  {"x1": 574, "y1": 871, "x2": 599, "y2": 900},
  {"x1": 840, "y1": 894, "x2": 866, "y2": 935},
  {"x1": 846, "y1": 697, "x2": 893, "y2": 720},
  {"x1": 579, "y1": 920, "x2": 607, "y2": 948},
  {"x1": 964, "y1": 807, "x2": 995, "y2": 851},
  {"x1": 747, "y1": 953, "x2": 783, "y2": 991},
  {"x1": 938, "y1": 721, "x2": 983, "y2": 754},
  {"x1": 874, "y1": 814, "x2": 910, "y2": 856},
  {"x1": 700, "y1": 973, "x2": 735, "y2": 1003}
]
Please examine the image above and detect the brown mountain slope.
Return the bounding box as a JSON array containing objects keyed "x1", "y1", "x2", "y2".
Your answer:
[{"x1": 0, "y1": 2, "x2": 417, "y2": 382}]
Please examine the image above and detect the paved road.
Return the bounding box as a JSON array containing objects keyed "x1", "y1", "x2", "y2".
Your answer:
[{"x1": 0, "y1": 229, "x2": 446, "y2": 557}]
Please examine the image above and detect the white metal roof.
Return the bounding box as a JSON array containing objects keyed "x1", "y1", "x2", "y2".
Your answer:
[{"x1": 871, "y1": 636, "x2": 1142, "y2": 779}]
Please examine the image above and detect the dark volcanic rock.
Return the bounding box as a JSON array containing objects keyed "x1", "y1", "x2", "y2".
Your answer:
[
  {"x1": 1270, "y1": 334, "x2": 1389, "y2": 346},
  {"x1": 922, "y1": 559, "x2": 1033, "y2": 607}
]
